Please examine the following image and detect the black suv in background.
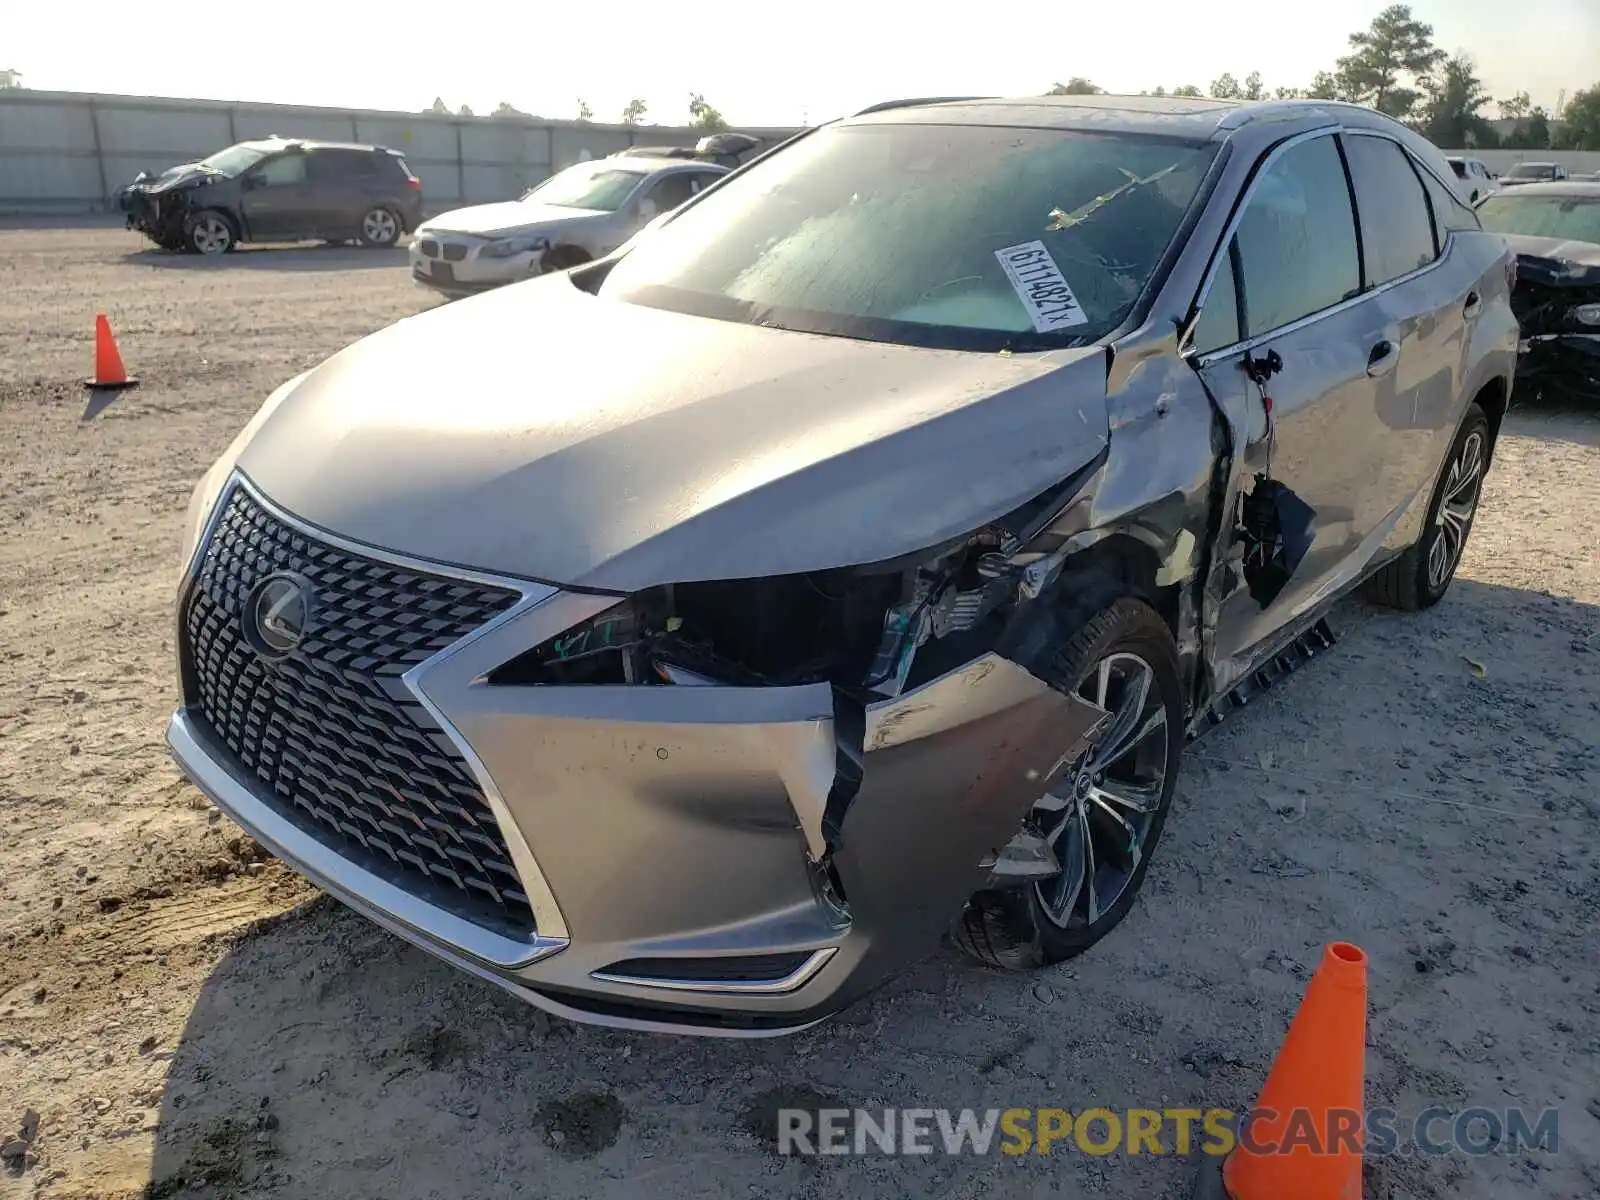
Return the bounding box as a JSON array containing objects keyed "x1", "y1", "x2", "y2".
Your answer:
[{"x1": 119, "y1": 137, "x2": 424, "y2": 254}]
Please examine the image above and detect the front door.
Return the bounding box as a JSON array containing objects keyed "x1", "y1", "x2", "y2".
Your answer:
[
  {"x1": 1189, "y1": 132, "x2": 1399, "y2": 669},
  {"x1": 238, "y1": 151, "x2": 313, "y2": 240}
]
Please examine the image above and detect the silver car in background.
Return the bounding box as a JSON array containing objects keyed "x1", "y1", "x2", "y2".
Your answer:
[
  {"x1": 169, "y1": 95, "x2": 1516, "y2": 1036},
  {"x1": 410, "y1": 155, "x2": 728, "y2": 297}
]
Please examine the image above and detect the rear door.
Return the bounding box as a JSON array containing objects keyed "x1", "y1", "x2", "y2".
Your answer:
[
  {"x1": 305, "y1": 149, "x2": 377, "y2": 237},
  {"x1": 1339, "y1": 133, "x2": 1477, "y2": 510},
  {"x1": 1190, "y1": 131, "x2": 1398, "y2": 666}
]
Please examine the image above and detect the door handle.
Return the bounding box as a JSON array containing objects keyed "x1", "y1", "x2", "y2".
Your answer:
[
  {"x1": 1462, "y1": 291, "x2": 1482, "y2": 319},
  {"x1": 1366, "y1": 340, "x2": 1397, "y2": 378}
]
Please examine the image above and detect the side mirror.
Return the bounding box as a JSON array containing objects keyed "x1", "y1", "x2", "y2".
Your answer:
[
  {"x1": 637, "y1": 197, "x2": 658, "y2": 220},
  {"x1": 241, "y1": 173, "x2": 261, "y2": 191}
]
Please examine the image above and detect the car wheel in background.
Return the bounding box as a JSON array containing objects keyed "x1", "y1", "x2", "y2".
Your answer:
[
  {"x1": 1365, "y1": 402, "x2": 1489, "y2": 611},
  {"x1": 358, "y1": 207, "x2": 401, "y2": 248},
  {"x1": 184, "y1": 211, "x2": 236, "y2": 255},
  {"x1": 952, "y1": 596, "x2": 1184, "y2": 971}
]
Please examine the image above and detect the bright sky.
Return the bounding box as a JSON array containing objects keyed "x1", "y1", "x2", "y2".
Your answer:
[{"x1": 10, "y1": 0, "x2": 1597, "y2": 127}]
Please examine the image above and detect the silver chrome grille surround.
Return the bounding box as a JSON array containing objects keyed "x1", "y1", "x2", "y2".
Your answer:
[{"x1": 181, "y1": 479, "x2": 536, "y2": 936}]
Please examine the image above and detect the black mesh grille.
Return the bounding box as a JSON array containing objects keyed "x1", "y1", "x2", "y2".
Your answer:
[{"x1": 183, "y1": 485, "x2": 532, "y2": 935}]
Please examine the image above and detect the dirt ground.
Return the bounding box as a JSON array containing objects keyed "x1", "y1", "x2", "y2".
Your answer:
[{"x1": 1, "y1": 223, "x2": 1598, "y2": 1200}]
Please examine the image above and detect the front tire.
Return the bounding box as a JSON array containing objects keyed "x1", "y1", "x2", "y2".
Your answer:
[
  {"x1": 184, "y1": 210, "x2": 236, "y2": 255},
  {"x1": 358, "y1": 207, "x2": 401, "y2": 247},
  {"x1": 1364, "y1": 403, "x2": 1488, "y2": 611},
  {"x1": 953, "y1": 597, "x2": 1184, "y2": 971}
]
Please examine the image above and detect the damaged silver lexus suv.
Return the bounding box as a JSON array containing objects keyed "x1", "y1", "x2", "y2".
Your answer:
[{"x1": 168, "y1": 95, "x2": 1518, "y2": 1035}]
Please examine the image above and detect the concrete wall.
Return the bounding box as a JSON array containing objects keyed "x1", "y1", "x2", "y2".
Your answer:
[
  {"x1": 4, "y1": 88, "x2": 1595, "y2": 216},
  {"x1": 0, "y1": 89, "x2": 801, "y2": 214}
]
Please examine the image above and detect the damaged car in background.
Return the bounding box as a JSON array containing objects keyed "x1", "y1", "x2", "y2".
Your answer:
[
  {"x1": 167, "y1": 94, "x2": 1516, "y2": 1035},
  {"x1": 119, "y1": 137, "x2": 424, "y2": 254},
  {"x1": 1476, "y1": 181, "x2": 1600, "y2": 404}
]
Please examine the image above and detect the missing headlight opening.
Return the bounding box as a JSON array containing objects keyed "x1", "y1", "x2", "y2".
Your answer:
[{"x1": 487, "y1": 526, "x2": 1031, "y2": 695}]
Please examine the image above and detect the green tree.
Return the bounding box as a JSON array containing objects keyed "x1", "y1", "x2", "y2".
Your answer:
[
  {"x1": 1505, "y1": 107, "x2": 1553, "y2": 149},
  {"x1": 1558, "y1": 85, "x2": 1600, "y2": 150},
  {"x1": 1243, "y1": 71, "x2": 1267, "y2": 101},
  {"x1": 1210, "y1": 73, "x2": 1242, "y2": 99},
  {"x1": 0, "y1": 68, "x2": 21, "y2": 89},
  {"x1": 621, "y1": 98, "x2": 648, "y2": 126},
  {"x1": 1275, "y1": 86, "x2": 1306, "y2": 100},
  {"x1": 1335, "y1": 3, "x2": 1445, "y2": 119},
  {"x1": 1305, "y1": 71, "x2": 1341, "y2": 101},
  {"x1": 576, "y1": 99, "x2": 594, "y2": 122},
  {"x1": 425, "y1": 97, "x2": 450, "y2": 115},
  {"x1": 1498, "y1": 91, "x2": 1532, "y2": 122},
  {"x1": 1171, "y1": 84, "x2": 1204, "y2": 98},
  {"x1": 492, "y1": 101, "x2": 529, "y2": 118},
  {"x1": 457, "y1": 104, "x2": 475, "y2": 118},
  {"x1": 1048, "y1": 77, "x2": 1103, "y2": 95},
  {"x1": 1419, "y1": 54, "x2": 1492, "y2": 148},
  {"x1": 688, "y1": 93, "x2": 727, "y2": 131}
]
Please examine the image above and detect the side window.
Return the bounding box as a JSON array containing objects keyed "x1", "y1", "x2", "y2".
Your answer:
[
  {"x1": 1190, "y1": 243, "x2": 1242, "y2": 354},
  {"x1": 646, "y1": 172, "x2": 698, "y2": 212},
  {"x1": 1233, "y1": 135, "x2": 1361, "y2": 338},
  {"x1": 255, "y1": 154, "x2": 307, "y2": 187},
  {"x1": 308, "y1": 150, "x2": 375, "y2": 182},
  {"x1": 1417, "y1": 164, "x2": 1482, "y2": 248},
  {"x1": 1342, "y1": 134, "x2": 1437, "y2": 284},
  {"x1": 688, "y1": 170, "x2": 723, "y2": 195}
]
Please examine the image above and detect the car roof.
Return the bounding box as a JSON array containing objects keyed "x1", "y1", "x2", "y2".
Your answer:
[
  {"x1": 301, "y1": 139, "x2": 400, "y2": 155},
  {"x1": 1507, "y1": 161, "x2": 1559, "y2": 169},
  {"x1": 842, "y1": 93, "x2": 1422, "y2": 146},
  {"x1": 1482, "y1": 180, "x2": 1600, "y2": 198},
  {"x1": 602, "y1": 154, "x2": 730, "y2": 176},
  {"x1": 247, "y1": 136, "x2": 400, "y2": 156}
]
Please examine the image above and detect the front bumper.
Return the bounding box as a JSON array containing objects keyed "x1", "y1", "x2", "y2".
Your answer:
[
  {"x1": 167, "y1": 475, "x2": 1101, "y2": 1035},
  {"x1": 1517, "y1": 333, "x2": 1600, "y2": 402},
  {"x1": 409, "y1": 235, "x2": 544, "y2": 296}
]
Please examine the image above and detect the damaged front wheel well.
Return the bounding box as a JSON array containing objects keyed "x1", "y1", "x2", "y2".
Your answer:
[{"x1": 999, "y1": 534, "x2": 1179, "y2": 674}]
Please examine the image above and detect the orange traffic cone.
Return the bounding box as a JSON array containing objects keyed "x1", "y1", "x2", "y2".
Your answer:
[
  {"x1": 1218, "y1": 941, "x2": 1368, "y2": 1200},
  {"x1": 85, "y1": 313, "x2": 138, "y2": 390}
]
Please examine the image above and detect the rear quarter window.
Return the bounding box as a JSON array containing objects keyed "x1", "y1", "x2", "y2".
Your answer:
[{"x1": 1416, "y1": 164, "x2": 1482, "y2": 245}]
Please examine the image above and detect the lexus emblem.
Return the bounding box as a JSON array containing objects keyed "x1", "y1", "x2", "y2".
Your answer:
[{"x1": 245, "y1": 573, "x2": 313, "y2": 656}]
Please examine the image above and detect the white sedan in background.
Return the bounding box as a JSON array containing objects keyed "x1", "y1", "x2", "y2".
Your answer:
[
  {"x1": 1446, "y1": 155, "x2": 1499, "y2": 205},
  {"x1": 410, "y1": 155, "x2": 728, "y2": 298}
]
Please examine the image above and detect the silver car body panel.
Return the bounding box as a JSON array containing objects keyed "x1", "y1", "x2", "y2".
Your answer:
[
  {"x1": 169, "y1": 95, "x2": 1519, "y2": 1033},
  {"x1": 232, "y1": 278, "x2": 1111, "y2": 591}
]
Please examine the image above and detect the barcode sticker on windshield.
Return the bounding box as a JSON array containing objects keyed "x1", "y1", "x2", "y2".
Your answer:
[{"x1": 995, "y1": 241, "x2": 1089, "y2": 332}]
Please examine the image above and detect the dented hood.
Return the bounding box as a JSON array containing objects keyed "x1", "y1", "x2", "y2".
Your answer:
[{"x1": 234, "y1": 277, "x2": 1110, "y2": 591}]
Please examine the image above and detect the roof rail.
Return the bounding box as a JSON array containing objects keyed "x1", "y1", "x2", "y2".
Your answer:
[{"x1": 852, "y1": 96, "x2": 994, "y2": 116}]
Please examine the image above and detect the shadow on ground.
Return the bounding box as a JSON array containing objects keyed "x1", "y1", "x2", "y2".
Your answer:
[
  {"x1": 121, "y1": 244, "x2": 410, "y2": 274},
  {"x1": 1504, "y1": 396, "x2": 1600, "y2": 449},
  {"x1": 141, "y1": 579, "x2": 1600, "y2": 1200}
]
